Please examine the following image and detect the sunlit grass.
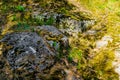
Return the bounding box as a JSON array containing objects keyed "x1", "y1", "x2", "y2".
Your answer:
[{"x1": 68, "y1": 0, "x2": 120, "y2": 79}]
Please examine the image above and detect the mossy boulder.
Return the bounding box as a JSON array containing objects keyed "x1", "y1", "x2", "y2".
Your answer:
[{"x1": 0, "y1": 26, "x2": 69, "y2": 79}]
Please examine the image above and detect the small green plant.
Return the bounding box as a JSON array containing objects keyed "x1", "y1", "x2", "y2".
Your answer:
[
  {"x1": 33, "y1": 15, "x2": 55, "y2": 25},
  {"x1": 11, "y1": 15, "x2": 17, "y2": 21},
  {"x1": 16, "y1": 5, "x2": 25, "y2": 12},
  {"x1": 45, "y1": 16, "x2": 55, "y2": 25},
  {"x1": 67, "y1": 56, "x2": 73, "y2": 62},
  {"x1": 16, "y1": 22, "x2": 30, "y2": 31},
  {"x1": 68, "y1": 48, "x2": 82, "y2": 63},
  {"x1": 53, "y1": 41, "x2": 57, "y2": 47},
  {"x1": 36, "y1": 19, "x2": 44, "y2": 25},
  {"x1": 60, "y1": 7, "x2": 69, "y2": 14}
]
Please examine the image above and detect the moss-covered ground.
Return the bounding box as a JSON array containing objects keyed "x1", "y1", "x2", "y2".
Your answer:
[{"x1": 0, "y1": 0, "x2": 120, "y2": 80}]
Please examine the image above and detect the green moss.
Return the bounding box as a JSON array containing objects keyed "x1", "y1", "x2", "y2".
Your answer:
[
  {"x1": 44, "y1": 16, "x2": 55, "y2": 25},
  {"x1": 10, "y1": 22, "x2": 32, "y2": 32},
  {"x1": 16, "y1": 5, "x2": 25, "y2": 12},
  {"x1": 0, "y1": 0, "x2": 120, "y2": 79}
]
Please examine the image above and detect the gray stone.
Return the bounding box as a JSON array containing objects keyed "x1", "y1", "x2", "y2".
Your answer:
[
  {"x1": 95, "y1": 35, "x2": 113, "y2": 49},
  {"x1": 96, "y1": 40, "x2": 108, "y2": 49},
  {"x1": 1, "y1": 27, "x2": 69, "y2": 74},
  {"x1": 1, "y1": 32, "x2": 55, "y2": 71},
  {"x1": 59, "y1": 18, "x2": 95, "y2": 36},
  {"x1": 102, "y1": 35, "x2": 113, "y2": 42},
  {"x1": 36, "y1": 25, "x2": 69, "y2": 48},
  {"x1": 37, "y1": 25, "x2": 62, "y2": 36}
]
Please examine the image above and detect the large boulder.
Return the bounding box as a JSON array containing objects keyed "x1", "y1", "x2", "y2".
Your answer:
[{"x1": 0, "y1": 26, "x2": 69, "y2": 79}]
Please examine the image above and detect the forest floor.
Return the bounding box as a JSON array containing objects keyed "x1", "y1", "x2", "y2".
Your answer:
[{"x1": 0, "y1": 0, "x2": 120, "y2": 80}]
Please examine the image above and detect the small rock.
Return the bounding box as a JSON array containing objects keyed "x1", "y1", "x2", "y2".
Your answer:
[
  {"x1": 96, "y1": 40, "x2": 108, "y2": 49},
  {"x1": 102, "y1": 35, "x2": 113, "y2": 42},
  {"x1": 96, "y1": 35, "x2": 113, "y2": 49}
]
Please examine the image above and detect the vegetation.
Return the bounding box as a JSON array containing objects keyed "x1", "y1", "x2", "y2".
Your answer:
[{"x1": 0, "y1": 0, "x2": 120, "y2": 80}]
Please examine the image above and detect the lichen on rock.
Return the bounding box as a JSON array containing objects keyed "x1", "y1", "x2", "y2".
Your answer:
[{"x1": 0, "y1": 25, "x2": 69, "y2": 79}]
